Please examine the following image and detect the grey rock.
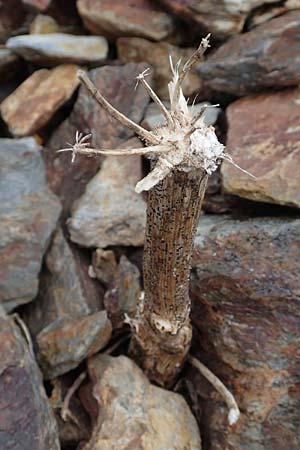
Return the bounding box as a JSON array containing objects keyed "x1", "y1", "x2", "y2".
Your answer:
[
  {"x1": 85, "y1": 354, "x2": 202, "y2": 449},
  {"x1": 36, "y1": 310, "x2": 112, "y2": 379},
  {"x1": 90, "y1": 248, "x2": 117, "y2": 286},
  {"x1": 0, "y1": 306, "x2": 60, "y2": 450},
  {"x1": 68, "y1": 154, "x2": 146, "y2": 248},
  {"x1": 7, "y1": 33, "x2": 108, "y2": 66},
  {"x1": 0, "y1": 138, "x2": 61, "y2": 311}
]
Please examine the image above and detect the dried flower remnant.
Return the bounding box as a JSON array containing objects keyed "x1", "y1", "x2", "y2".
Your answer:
[{"x1": 60, "y1": 35, "x2": 245, "y2": 424}]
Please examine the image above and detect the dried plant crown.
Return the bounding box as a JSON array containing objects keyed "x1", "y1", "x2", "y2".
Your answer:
[{"x1": 58, "y1": 34, "x2": 253, "y2": 192}]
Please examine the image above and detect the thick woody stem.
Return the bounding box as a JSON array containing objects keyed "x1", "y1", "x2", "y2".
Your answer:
[
  {"x1": 129, "y1": 169, "x2": 208, "y2": 387},
  {"x1": 77, "y1": 70, "x2": 160, "y2": 145}
]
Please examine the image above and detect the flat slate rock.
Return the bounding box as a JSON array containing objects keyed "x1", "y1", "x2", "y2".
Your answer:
[
  {"x1": 117, "y1": 37, "x2": 203, "y2": 100},
  {"x1": 222, "y1": 87, "x2": 300, "y2": 208},
  {"x1": 45, "y1": 63, "x2": 151, "y2": 216},
  {"x1": 0, "y1": 306, "x2": 60, "y2": 450},
  {"x1": 36, "y1": 310, "x2": 112, "y2": 379},
  {"x1": 77, "y1": 0, "x2": 175, "y2": 41},
  {"x1": 198, "y1": 11, "x2": 300, "y2": 95},
  {"x1": 190, "y1": 215, "x2": 300, "y2": 450},
  {"x1": 1, "y1": 64, "x2": 79, "y2": 137},
  {"x1": 84, "y1": 354, "x2": 202, "y2": 450},
  {"x1": 0, "y1": 137, "x2": 61, "y2": 311},
  {"x1": 6, "y1": 33, "x2": 108, "y2": 66},
  {"x1": 68, "y1": 153, "x2": 146, "y2": 247}
]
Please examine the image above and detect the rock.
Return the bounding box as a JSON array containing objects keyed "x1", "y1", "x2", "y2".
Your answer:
[
  {"x1": 117, "y1": 37, "x2": 203, "y2": 100},
  {"x1": 36, "y1": 310, "x2": 112, "y2": 379},
  {"x1": 104, "y1": 255, "x2": 141, "y2": 328},
  {"x1": 0, "y1": 0, "x2": 26, "y2": 43},
  {"x1": 1, "y1": 64, "x2": 80, "y2": 137},
  {"x1": 68, "y1": 151, "x2": 146, "y2": 248},
  {"x1": 0, "y1": 306, "x2": 60, "y2": 450},
  {"x1": 29, "y1": 14, "x2": 60, "y2": 34},
  {"x1": 0, "y1": 49, "x2": 22, "y2": 83},
  {"x1": 222, "y1": 87, "x2": 300, "y2": 208},
  {"x1": 0, "y1": 138, "x2": 61, "y2": 311},
  {"x1": 190, "y1": 215, "x2": 300, "y2": 450},
  {"x1": 6, "y1": 33, "x2": 108, "y2": 66},
  {"x1": 23, "y1": 227, "x2": 104, "y2": 336},
  {"x1": 90, "y1": 248, "x2": 117, "y2": 286},
  {"x1": 22, "y1": 0, "x2": 52, "y2": 10},
  {"x1": 45, "y1": 63, "x2": 151, "y2": 216},
  {"x1": 84, "y1": 354, "x2": 202, "y2": 449},
  {"x1": 77, "y1": 0, "x2": 175, "y2": 41},
  {"x1": 157, "y1": 0, "x2": 294, "y2": 40},
  {"x1": 198, "y1": 11, "x2": 300, "y2": 95},
  {"x1": 142, "y1": 101, "x2": 220, "y2": 130}
]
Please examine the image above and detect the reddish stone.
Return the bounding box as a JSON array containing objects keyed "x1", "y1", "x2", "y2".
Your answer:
[
  {"x1": 222, "y1": 87, "x2": 300, "y2": 208},
  {"x1": 189, "y1": 215, "x2": 300, "y2": 450},
  {"x1": 198, "y1": 12, "x2": 300, "y2": 95}
]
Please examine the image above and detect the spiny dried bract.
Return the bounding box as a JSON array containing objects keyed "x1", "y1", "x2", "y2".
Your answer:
[{"x1": 59, "y1": 35, "x2": 251, "y2": 193}]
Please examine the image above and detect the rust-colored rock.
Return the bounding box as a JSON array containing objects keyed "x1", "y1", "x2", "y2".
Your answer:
[
  {"x1": 90, "y1": 248, "x2": 117, "y2": 286},
  {"x1": 118, "y1": 37, "x2": 202, "y2": 100},
  {"x1": 0, "y1": 306, "x2": 60, "y2": 450},
  {"x1": 45, "y1": 63, "x2": 150, "y2": 216},
  {"x1": 103, "y1": 255, "x2": 141, "y2": 328},
  {"x1": 83, "y1": 354, "x2": 202, "y2": 449},
  {"x1": 222, "y1": 87, "x2": 300, "y2": 208},
  {"x1": 23, "y1": 227, "x2": 104, "y2": 336},
  {"x1": 190, "y1": 215, "x2": 300, "y2": 450},
  {"x1": 198, "y1": 11, "x2": 300, "y2": 95},
  {"x1": 36, "y1": 310, "x2": 112, "y2": 379},
  {"x1": 1, "y1": 64, "x2": 79, "y2": 137},
  {"x1": 77, "y1": 0, "x2": 175, "y2": 41}
]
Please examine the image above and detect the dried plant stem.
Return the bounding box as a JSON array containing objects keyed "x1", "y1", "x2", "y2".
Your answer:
[
  {"x1": 129, "y1": 169, "x2": 208, "y2": 386},
  {"x1": 188, "y1": 355, "x2": 240, "y2": 425},
  {"x1": 61, "y1": 371, "x2": 87, "y2": 422},
  {"x1": 77, "y1": 70, "x2": 159, "y2": 145}
]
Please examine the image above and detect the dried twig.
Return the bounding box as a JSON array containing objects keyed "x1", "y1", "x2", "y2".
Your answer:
[{"x1": 188, "y1": 355, "x2": 240, "y2": 425}]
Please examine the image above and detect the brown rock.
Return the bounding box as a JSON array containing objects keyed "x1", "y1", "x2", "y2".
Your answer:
[
  {"x1": 0, "y1": 306, "x2": 60, "y2": 450},
  {"x1": 90, "y1": 248, "x2": 117, "y2": 286},
  {"x1": 77, "y1": 0, "x2": 175, "y2": 41},
  {"x1": 190, "y1": 215, "x2": 300, "y2": 450},
  {"x1": 84, "y1": 354, "x2": 202, "y2": 449},
  {"x1": 0, "y1": 138, "x2": 61, "y2": 312},
  {"x1": 23, "y1": 227, "x2": 104, "y2": 336},
  {"x1": 1, "y1": 64, "x2": 79, "y2": 137},
  {"x1": 117, "y1": 37, "x2": 203, "y2": 100},
  {"x1": 222, "y1": 87, "x2": 300, "y2": 208},
  {"x1": 45, "y1": 63, "x2": 151, "y2": 216},
  {"x1": 68, "y1": 153, "x2": 147, "y2": 247},
  {"x1": 198, "y1": 11, "x2": 300, "y2": 95},
  {"x1": 36, "y1": 310, "x2": 112, "y2": 379},
  {"x1": 29, "y1": 14, "x2": 60, "y2": 34},
  {"x1": 104, "y1": 255, "x2": 141, "y2": 328},
  {"x1": 22, "y1": 0, "x2": 52, "y2": 10},
  {"x1": 0, "y1": 0, "x2": 26, "y2": 43}
]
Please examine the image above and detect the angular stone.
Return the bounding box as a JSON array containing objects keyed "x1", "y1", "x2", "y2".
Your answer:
[
  {"x1": 6, "y1": 33, "x2": 108, "y2": 66},
  {"x1": 29, "y1": 14, "x2": 60, "y2": 34},
  {"x1": 45, "y1": 63, "x2": 150, "y2": 216},
  {"x1": 104, "y1": 255, "x2": 141, "y2": 328},
  {"x1": 0, "y1": 306, "x2": 60, "y2": 450},
  {"x1": 36, "y1": 310, "x2": 112, "y2": 379},
  {"x1": 158, "y1": 0, "x2": 292, "y2": 40},
  {"x1": 0, "y1": 138, "x2": 61, "y2": 311},
  {"x1": 23, "y1": 227, "x2": 104, "y2": 336},
  {"x1": 222, "y1": 87, "x2": 300, "y2": 208},
  {"x1": 90, "y1": 248, "x2": 117, "y2": 286},
  {"x1": 198, "y1": 11, "x2": 300, "y2": 95},
  {"x1": 77, "y1": 0, "x2": 175, "y2": 41},
  {"x1": 85, "y1": 354, "x2": 202, "y2": 449},
  {"x1": 117, "y1": 37, "x2": 202, "y2": 100},
  {"x1": 0, "y1": 49, "x2": 22, "y2": 83},
  {"x1": 1, "y1": 64, "x2": 80, "y2": 137},
  {"x1": 190, "y1": 215, "x2": 300, "y2": 450},
  {"x1": 68, "y1": 153, "x2": 146, "y2": 248},
  {"x1": 142, "y1": 101, "x2": 220, "y2": 130}
]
